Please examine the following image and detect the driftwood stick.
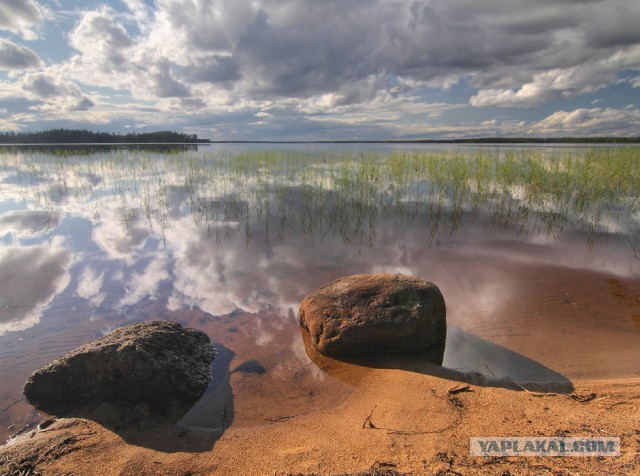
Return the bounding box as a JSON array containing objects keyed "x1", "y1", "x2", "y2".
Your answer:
[{"x1": 363, "y1": 405, "x2": 378, "y2": 429}]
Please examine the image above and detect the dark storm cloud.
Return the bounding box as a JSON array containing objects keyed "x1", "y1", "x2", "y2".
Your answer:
[{"x1": 583, "y1": 2, "x2": 640, "y2": 48}]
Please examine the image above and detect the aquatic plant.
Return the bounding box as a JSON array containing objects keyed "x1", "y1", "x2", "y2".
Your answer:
[{"x1": 1, "y1": 145, "x2": 638, "y2": 256}]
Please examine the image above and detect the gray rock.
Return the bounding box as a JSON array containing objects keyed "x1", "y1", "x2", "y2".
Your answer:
[
  {"x1": 299, "y1": 273, "x2": 446, "y2": 358},
  {"x1": 23, "y1": 321, "x2": 216, "y2": 416}
]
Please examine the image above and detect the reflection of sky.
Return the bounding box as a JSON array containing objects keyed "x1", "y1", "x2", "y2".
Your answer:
[
  {"x1": 92, "y1": 216, "x2": 150, "y2": 263},
  {"x1": 0, "y1": 241, "x2": 71, "y2": 335},
  {"x1": 1, "y1": 147, "x2": 639, "y2": 442},
  {"x1": 0, "y1": 148, "x2": 638, "y2": 343},
  {"x1": 0, "y1": 210, "x2": 60, "y2": 239},
  {"x1": 76, "y1": 266, "x2": 105, "y2": 307}
]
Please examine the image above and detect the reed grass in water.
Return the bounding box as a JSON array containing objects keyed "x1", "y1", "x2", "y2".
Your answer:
[{"x1": 1, "y1": 146, "x2": 638, "y2": 254}]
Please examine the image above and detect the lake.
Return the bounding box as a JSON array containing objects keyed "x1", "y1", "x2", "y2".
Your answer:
[{"x1": 1, "y1": 143, "x2": 639, "y2": 440}]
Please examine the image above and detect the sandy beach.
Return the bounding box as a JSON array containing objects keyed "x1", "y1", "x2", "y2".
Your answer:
[
  {"x1": 2, "y1": 371, "x2": 639, "y2": 475},
  {"x1": 2, "y1": 258, "x2": 640, "y2": 475}
]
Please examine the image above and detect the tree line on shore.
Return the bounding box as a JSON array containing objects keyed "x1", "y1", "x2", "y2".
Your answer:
[
  {"x1": 0, "y1": 128, "x2": 638, "y2": 144},
  {"x1": 0, "y1": 129, "x2": 209, "y2": 144},
  {"x1": 417, "y1": 137, "x2": 640, "y2": 144}
]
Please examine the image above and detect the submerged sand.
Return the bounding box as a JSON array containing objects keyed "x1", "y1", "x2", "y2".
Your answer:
[{"x1": 2, "y1": 255, "x2": 640, "y2": 475}]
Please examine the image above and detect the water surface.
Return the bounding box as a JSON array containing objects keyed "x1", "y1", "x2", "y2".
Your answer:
[{"x1": 1, "y1": 144, "x2": 639, "y2": 440}]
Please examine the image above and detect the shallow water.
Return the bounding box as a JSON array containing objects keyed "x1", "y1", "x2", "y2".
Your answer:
[{"x1": 1, "y1": 144, "x2": 639, "y2": 440}]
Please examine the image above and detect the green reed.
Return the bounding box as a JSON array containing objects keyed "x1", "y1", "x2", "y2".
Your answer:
[{"x1": 1, "y1": 146, "x2": 638, "y2": 253}]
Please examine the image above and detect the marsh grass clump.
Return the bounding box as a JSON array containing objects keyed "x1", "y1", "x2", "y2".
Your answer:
[{"x1": 1, "y1": 145, "x2": 638, "y2": 253}]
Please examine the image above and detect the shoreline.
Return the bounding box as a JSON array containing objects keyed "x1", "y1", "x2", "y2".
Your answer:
[
  {"x1": 2, "y1": 261, "x2": 639, "y2": 473},
  {"x1": 2, "y1": 372, "x2": 638, "y2": 475}
]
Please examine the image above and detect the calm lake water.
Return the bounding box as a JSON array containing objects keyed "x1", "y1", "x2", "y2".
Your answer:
[{"x1": 1, "y1": 143, "x2": 639, "y2": 440}]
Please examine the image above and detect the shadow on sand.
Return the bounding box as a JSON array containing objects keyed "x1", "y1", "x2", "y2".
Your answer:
[
  {"x1": 302, "y1": 325, "x2": 574, "y2": 394},
  {"x1": 50, "y1": 343, "x2": 236, "y2": 453}
]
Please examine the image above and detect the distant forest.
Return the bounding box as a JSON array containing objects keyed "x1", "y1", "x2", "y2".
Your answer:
[
  {"x1": 207, "y1": 137, "x2": 640, "y2": 144},
  {"x1": 414, "y1": 137, "x2": 640, "y2": 144},
  {"x1": 298, "y1": 137, "x2": 640, "y2": 144},
  {"x1": 0, "y1": 129, "x2": 209, "y2": 144},
  {"x1": 0, "y1": 128, "x2": 638, "y2": 144}
]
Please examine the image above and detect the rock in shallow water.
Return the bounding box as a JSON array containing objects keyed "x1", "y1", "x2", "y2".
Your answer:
[
  {"x1": 299, "y1": 273, "x2": 446, "y2": 358},
  {"x1": 23, "y1": 321, "x2": 216, "y2": 416}
]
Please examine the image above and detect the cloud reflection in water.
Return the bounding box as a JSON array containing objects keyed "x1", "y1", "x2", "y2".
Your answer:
[
  {"x1": 0, "y1": 147, "x2": 638, "y2": 364},
  {"x1": 0, "y1": 242, "x2": 71, "y2": 335},
  {"x1": 76, "y1": 266, "x2": 106, "y2": 308},
  {"x1": 0, "y1": 210, "x2": 61, "y2": 239}
]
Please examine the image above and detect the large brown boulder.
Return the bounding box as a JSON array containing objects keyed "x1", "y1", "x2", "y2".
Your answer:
[
  {"x1": 23, "y1": 321, "x2": 216, "y2": 416},
  {"x1": 299, "y1": 273, "x2": 446, "y2": 358}
]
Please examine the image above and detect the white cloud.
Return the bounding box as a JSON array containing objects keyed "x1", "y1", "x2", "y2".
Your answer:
[
  {"x1": 2, "y1": 0, "x2": 640, "y2": 136},
  {"x1": 0, "y1": 39, "x2": 43, "y2": 70},
  {"x1": 528, "y1": 107, "x2": 640, "y2": 136},
  {"x1": 0, "y1": 0, "x2": 45, "y2": 39},
  {"x1": 122, "y1": 0, "x2": 152, "y2": 25},
  {"x1": 19, "y1": 71, "x2": 94, "y2": 111},
  {"x1": 58, "y1": 1, "x2": 640, "y2": 108},
  {"x1": 470, "y1": 74, "x2": 558, "y2": 107},
  {"x1": 69, "y1": 8, "x2": 133, "y2": 73},
  {"x1": 470, "y1": 45, "x2": 640, "y2": 107}
]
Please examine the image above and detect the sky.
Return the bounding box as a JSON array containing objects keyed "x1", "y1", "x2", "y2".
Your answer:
[{"x1": 1, "y1": 0, "x2": 640, "y2": 140}]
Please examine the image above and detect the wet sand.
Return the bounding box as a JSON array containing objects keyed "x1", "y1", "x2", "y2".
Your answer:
[
  {"x1": 2, "y1": 375, "x2": 639, "y2": 475},
  {"x1": 2, "y1": 257, "x2": 640, "y2": 475}
]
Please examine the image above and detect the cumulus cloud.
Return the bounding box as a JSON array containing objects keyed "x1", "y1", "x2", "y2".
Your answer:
[
  {"x1": 122, "y1": 0, "x2": 152, "y2": 25},
  {"x1": 67, "y1": 7, "x2": 192, "y2": 99},
  {"x1": 0, "y1": 0, "x2": 44, "y2": 39},
  {"x1": 61, "y1": 1, "x2": 640, "y2": 108},
  {"x1": 470, "y1": 72, "x2": 560, "y2": 107},
  {"x1": 141, "y1": 0, "x2": 638, "y2": 106},
  {"x1": 69, "y1": 8, "x2": 133, "y2": 72},
  {"x1": 147, "y1": 61, "x2": 191, "y2": 98},
  {"x1": 3, "y1": 0, "x2": 640, "y2": 136},
  {"x1": 469, "y1": 50, "x2": 640, "y2": 107},
  {"x1": 528, "y1": 106, "x2": 640, "y2": 136},
  {"x1": 19, "y1": 71, "x2": 94, "y2": 111},
  {"x1": 0, "y1": 39, "x2": 43, "y2": 70}
]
